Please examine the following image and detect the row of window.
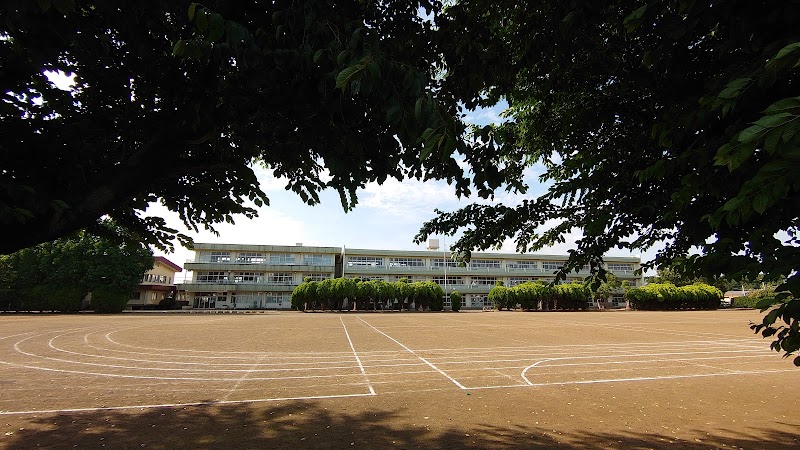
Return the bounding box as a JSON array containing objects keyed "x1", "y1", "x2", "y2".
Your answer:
[
  {"x1": 194, "y1": 272, "x2": 308, "y2": 285},
  {"x1": 346, "y1": 257, "x2": 631, "y2": 272},
  {"x1": 193, "y1": 291, "x2": 291, "y2": 309},
  {"x1": 142, "y1": 273, "x2": 170, "y2": 284},
  {"x1": 202, "y1": 251, "x2": 333, "y2": 265},
  {"x1": 192, "y1": 272, "x2": 637, "y2": 287}
]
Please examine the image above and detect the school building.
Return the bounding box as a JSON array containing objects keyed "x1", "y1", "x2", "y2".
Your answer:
[{"x1": 178, "y1": 242, "x2": 642, "y2": 310}]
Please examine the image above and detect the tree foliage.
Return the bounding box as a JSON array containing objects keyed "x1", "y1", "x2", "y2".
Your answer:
[
  {"x1": 450, "y1": 290, "x2": 461, "y2": 312},
  {"x1": 0, "y1": 224, "x2": 153, "y2": 312},
  {"x1": 1, "y1": 0, "x2": 521, "y2": 255},
  {"x1": 291, "y1": 277, "x2": 445, "y2": 311},
  {"x1": 415, "y1": 0, "x2": 800, "y2": 361},
  {"x1": 627, "y1": 283, "x2": 723, "y2": 311}
]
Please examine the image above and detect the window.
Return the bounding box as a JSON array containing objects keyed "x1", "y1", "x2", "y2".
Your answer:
[
  {"x1": 471, "y1": 259, "x2": 501, "y2": 270},
  {"x1": 265, "y1": 292, "x2": 290, "y2": 305},
  {"x1": 303, "y1": 273, "x2": 329, "y2": 282},
  {"x1": 303, "y1": 254, "x2": 333, "y2": 265},
  {"x1": 233, "y1": 272, "x2": 259, "y2": 283},
  {"x1": 209, "y1": 251, "x2": 231, "y2": 262},
  {"x1": 507, "y1": 261, "x2": 538, "y2": 271},
  {"x1": 142, "y1": 273, "x2": 168, "y2": 283},
  {"x1": 268, "y1": 272, "x2": 294, "y2": 285},
  {"x1": 508, "y1": 277, "x2": 535, "y2": 286},
  {"x1": 196, "y1": 271, "x2": 228, "y2": 283},
  {"x1": 193, "y1": 292, "x2": 226, "y2": 308},
  {"x1": 430, "y1": 258, "x2": 458, "y2": 268},
  {"x1": 608, "y1": 263, "x2": 634, "y2": 273},
  {"x1": 392, "y1": 275, "x2": 423, "y2": 283},
  {"x1": 542, "y1": 261, "x2": 565, "y2": 271},
  {"x1": 347, "y1": 256, "x2": 384, "y2": 267},
  {"x1": 443, "y1": 295, "x2": 451, "y2": 308},
  {"x1": 472, "y1": 294, "x2": 491, "y2": 308},
  {"x1": 269, "y1": 253, "x2": 295, "y2": 264},
  {"x1": 611, "y1": 294, "x2": 625, "y2": 307},
  {"x1": 471, "y1": 276, "x2": 498, "y2": 285},
  {"x1": 432, "y1": 276, "x2": 464, "y2": 286},
  {"x1": 236, "y1": 252, "x2": 265, "y2": 264},
  {"x1": 357, "y1": 275, "x2": 385, "y2": 282},
  {"x1": 389, "y1": 257, "x2": 425, "y2": 267}
]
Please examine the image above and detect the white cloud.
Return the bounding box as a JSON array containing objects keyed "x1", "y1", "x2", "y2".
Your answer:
[{"x1": 359, "y1": 178, "x2": 458, "y2": 221}]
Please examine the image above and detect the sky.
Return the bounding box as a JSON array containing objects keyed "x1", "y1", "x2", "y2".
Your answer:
[{"x1": 146, "y1": 104, "x2": 652, "y2": 282}]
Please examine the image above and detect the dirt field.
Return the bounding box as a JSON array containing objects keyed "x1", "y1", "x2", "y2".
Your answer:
[{"x1": 0, "y1": 309, "x2": 798, "y2": 449}]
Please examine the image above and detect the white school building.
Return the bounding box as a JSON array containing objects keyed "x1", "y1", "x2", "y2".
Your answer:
[{"x1": 178, "y1": 242, "x2": 643, "y2": 310}]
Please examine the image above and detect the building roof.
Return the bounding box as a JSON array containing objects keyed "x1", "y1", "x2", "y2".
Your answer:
[{"x1": 154, "y1": 256, "x2": 183, "y2": 272}]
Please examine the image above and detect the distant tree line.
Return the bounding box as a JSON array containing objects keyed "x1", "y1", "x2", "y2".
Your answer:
[
  {"x1": 291, "y1": 277, "x2": 445, "y2": 312},
  {"x1": 0, "y1": 225, "x2": 153, "y2": 313}
]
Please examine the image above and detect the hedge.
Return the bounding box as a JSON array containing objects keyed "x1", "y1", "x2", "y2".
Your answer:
[{"x1": 628, "y1": 282, "x2": 722, "y2": 310}]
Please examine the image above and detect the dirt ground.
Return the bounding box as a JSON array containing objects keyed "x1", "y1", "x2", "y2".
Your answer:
[{"x1": 0, "y1": 309, "x2": 797, "y2": 449}]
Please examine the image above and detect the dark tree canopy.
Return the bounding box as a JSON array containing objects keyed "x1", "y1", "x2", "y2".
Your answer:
[
  {"x1": 0, "y1": 0, "x2": 522, "y2": 254},
  {"x1": 415, "y1": 0, "x2": 800, "y2": 361},
  {"x1": 0, "y1": 222, "x2": 153, "y2": 312}
]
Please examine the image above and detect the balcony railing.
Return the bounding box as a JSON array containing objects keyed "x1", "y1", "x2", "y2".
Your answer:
[
  {"x1": 186, "y1": 259, "x2": 332, "y2": 266},
  {"x1": 190, "y1": 279, "x2": 296, "y2": 286}
]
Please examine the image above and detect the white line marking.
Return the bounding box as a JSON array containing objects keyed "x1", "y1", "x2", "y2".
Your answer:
[
  {"x1": 0, "y1": 392, "x2": 376, "y2": 416},
  {"x1": 357, "y1": 317, "x2": 467, "y2": 390},
  {"x1": 220, "y1": 354, "x2": 265, "y2": 401},
  {"x1": 520, "y1": 349, "x2": 785, "y2": 385},
  {"x1": 340, "y1": 317, "x2": 375, "y2": 395}
]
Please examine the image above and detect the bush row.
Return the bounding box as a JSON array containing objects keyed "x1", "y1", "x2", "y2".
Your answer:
[
  {"x1": 627, "y1": 282, "x2": 722, "y2": 310},
  {"x1": 291, "y1": 277, "x2": 445, "y2": 311},
  {"x1": 489, "y1": 282, "x2": 592, "y2": 311}
]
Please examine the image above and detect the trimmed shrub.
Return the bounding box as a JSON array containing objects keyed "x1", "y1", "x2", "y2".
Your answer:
[
  {"x1": 89, "y1": 288, "x2": 131, "y2": 313},
  {"x1": 733, "y1": 296, "x2": 764, "y2": 308},
  {"x1": 628, "y1": 282, "x2": 722, "y2": 310},
  {"x1": 489, "y1": 285, "x2": 508, "y2": 310},
  {"x1": 450, "y1": 291, "x2": 461, "y2": 312}
]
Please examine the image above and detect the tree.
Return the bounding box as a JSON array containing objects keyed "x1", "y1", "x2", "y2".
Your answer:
[
  {"x1": 592, "y1": 272, "x2": 620, "y2": 308},
  {"x1": 1, "y1": 0, "x2": 518, "y2": 255},
  {"x1": 416, "y1": 0, "x2": 800, "y2": 363},
  {"x1": 450, "y1": 290, "x2": 461, "y2": 311},
  {"x1": 488, "y1": 284, "x2": 508, "y2": 311},
  {"x1": 0, "y1": 224, "x2": 153, "y2": 312}
]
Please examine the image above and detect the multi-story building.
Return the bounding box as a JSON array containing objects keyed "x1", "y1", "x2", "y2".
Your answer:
[
  {"x1": 179, "y1": 242, "x2": 642, "y2": 310},
  {"x1": 129, "y1": 256, "x2": 183, "y2": 309},
  {"x1": 180, "y1": 243, "x2": 340, "y2": 309}
]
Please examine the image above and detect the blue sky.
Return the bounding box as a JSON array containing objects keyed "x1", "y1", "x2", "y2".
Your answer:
[{"x1": 148, "y1": 103, "x2": 651, "y2": 281}]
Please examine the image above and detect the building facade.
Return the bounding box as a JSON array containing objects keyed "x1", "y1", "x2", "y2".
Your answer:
[
  {"x1": 129, "y1": 256, "x2": 183, "y2": 309},
  {"x1": 179, "y1": 243, "x2": 643, "y2": 310}
]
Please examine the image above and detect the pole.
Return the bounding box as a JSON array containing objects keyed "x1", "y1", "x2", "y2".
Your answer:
[{"x1": 443, "y1": 236, "x2": 448, "y2": 297}]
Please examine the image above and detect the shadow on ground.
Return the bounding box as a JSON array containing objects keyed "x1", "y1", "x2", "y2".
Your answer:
[{"x1": 3, "y1": 401, "x2": 798, "y2": 449}]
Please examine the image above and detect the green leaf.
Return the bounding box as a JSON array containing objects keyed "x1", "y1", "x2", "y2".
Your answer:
[
  {"x1": 766, "y1": 42, "x2": 800, "y2": 70},
  {"x1": 752, "y1": 193, "x2": 769, "y2": 214},
  {"x1": 188, "y1": 3, "x2": 198, "y2": 21},
  {"x1": 753, "y1": 112, "x2": 795, "y2": 129},
  {"x1": 415, "y1": 97, "x2": 424, "y2": 122},
  {"x1": 313, "y1": 49, "x2": 325, "y2": 63},
  {"x1": 623, "y1": 5, "x2": 647, "y2": 32},
  {"x1": 764, "y1": 97, "x2": 800, "y2": 115},
  {"x1": 172, "y1": 40, "x2": 187, "y2": 57},
  {"x1": 335, "y1": 63, "x2": 366, "y2": 91},
  {"x1": 195, "y1": 8, "x2": 208, "y2": 32},
  {"x1": 717, "y1": 78, "x2": 751, "y2": 100},
  {"x1": 208, "y1": 13, "x2": 225, "y2": 42}
]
